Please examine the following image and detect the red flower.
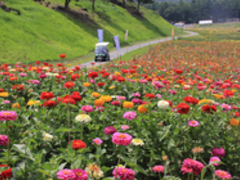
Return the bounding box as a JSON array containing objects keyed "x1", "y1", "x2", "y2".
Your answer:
[
  {"x1": 223, "y1": 90, "x2": 234, "y2": 97},
  {"x1": 88, "y1": 72, "x2": 98, "y2": 79},
  {"x1": 144, "y1": 93, "x2": 155, "y2": 99},
  {"x1": 35, "y1": 61, "x2": 41, "y2": 64},
  {"x1": 72, "y1": 140, "x2": 87, "y2": 150},
  {"x1": 71, "y1": 91, "x2": 82, "y2": 102},
  {"x1": 74, "y1": 66, "x2": 80, "y2": 71},
  {"x1": 58, "y1": 95, "x2": 76, "y2": 105},
  {"x1": 12, "y1": 85, "x2": 24, "y2": 91},
  {"x1": 202, "y1": 104, "x2": 217, "y2": 114},
  {"x1": 0, "y1": 89, "x2": 4, "y2": 92},
  {"x1": 235, "y1": 112, "x2": 240, "y2": 117},
  {"x1": 71, "y1": 74, "x2": 80, "y2": 81},
  {"x1": 166, "y1": 100, "x2": 172, "y2": 107},
  {"x1": 40, "y1": 92, "x2": 54, "y2": 100},
  {"x1": 43, "y1": 100, "x2": 56, "y2": 108},
  {"x1": 57, "y1": 63, "x2": 63, "y2": 67},
  {"x1": 183, "y1": 97, "x2": 199, "y2": 105},
  {"x1": 97, "y1": 82, "x2": 105, "y2": 87},
  {"x1": 59, "y1": 54, "x2": 66, "y2": 58},
  {"x1": 174, "y1": 69, "x2": 184, "y2": 74},
  {"x1": 0, "y1": 165, "x2": 12, "y2": 180},
  {"x1": 102, "y1": 72, "x2": 110, "y2": 78},
  {"x1": 64, "y1": 81, "x2": 75, "y2": 89},
  {"x1": 176, "y1": 103, "x2": 190, "y2": 114},
  {"x1": 117, "y1": 76, "x2": 126, "y2": 82}
]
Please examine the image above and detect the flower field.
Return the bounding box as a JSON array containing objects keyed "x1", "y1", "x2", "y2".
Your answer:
[{"x1": 1, "y1": 35, "x2": 240, "y2": 180}]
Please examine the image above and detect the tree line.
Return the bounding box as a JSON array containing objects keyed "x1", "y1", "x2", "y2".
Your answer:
[{"x1": 144, "y1": 0, "x2": 240, "y2": 23}]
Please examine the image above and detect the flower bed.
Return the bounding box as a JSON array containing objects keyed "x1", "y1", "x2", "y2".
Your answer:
[{"x1": 0, "y1": 40, "x2": 240, "y2": 180}]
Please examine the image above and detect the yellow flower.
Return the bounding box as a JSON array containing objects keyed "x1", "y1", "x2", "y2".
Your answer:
[
  {"x1": 109, "y1": 86, "x2": 115, "y2": 89},
  {"x1": 198, "y1": 99, "x2": 215, "y2": 105},
  {"x1": 27, "y1": 100, "x2": 39, "y2": 106},
  {"x1": 92, "y1": 92, "x2": 100, "y2": 98},
  {"x1": 212, "y1": 94, "x2": 225, "y2": 99},
  {"x1": 114, "y1": 72, "x2": 121, "y2": 76},
  {"x1": 132, "y1": 139, "x2": 144, "y2": 146},
  {"x1": 83, "y1": 82, "x2": 91, "y2": 87},
  {"x1": 100, "y1": 95, "x2": 112, "y2": 102},
  {"x1": 0, "y1": 92, "x2": 9, "y2": 97},
  {"x1": 123, "y1": 101, "x2": 134, "y2": 108}
]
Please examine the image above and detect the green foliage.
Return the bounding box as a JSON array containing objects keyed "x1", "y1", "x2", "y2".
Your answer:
[{"x1": 0, "y1": 0, "x2": 176, "y2": 63}]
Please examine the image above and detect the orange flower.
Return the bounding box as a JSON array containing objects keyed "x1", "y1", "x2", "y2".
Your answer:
[
  {"x1": 229, "y1": 118, "x2": 239, "y2": 126},
  {"x1": 94, "y1": 99, "x2": 104, "y2": 106},
  {"x1": 0, "y1": 92, "x2": 9, "y2": 97},
  {"x1": 12, "y1": 103, "x2": 21, "y2": 109},
  {"x1": 123, "y1": 101, "x2": 134, "y2": 108},
  {"x1": 212, "y1": 94, "x2": 225, "y2": 99},
  {"x1": 92, "y1": 92, "x2": 100, "y2": 98},
  {"x1": 138, "y1": 105, "x2": 148, "y2": 113}
]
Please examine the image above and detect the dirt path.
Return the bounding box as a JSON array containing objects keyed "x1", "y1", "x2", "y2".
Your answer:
[{"x1": 80, "y1": 31, "x2": 198, "y2": 67}]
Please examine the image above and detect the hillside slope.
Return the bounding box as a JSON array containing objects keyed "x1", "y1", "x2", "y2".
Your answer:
[{"x1": 0, "y1": 0, "x2": 177, "y2": 63}]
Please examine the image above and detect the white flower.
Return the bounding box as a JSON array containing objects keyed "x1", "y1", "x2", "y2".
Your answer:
[
  {"x1": 132, "y1": 138, "x2": 144, "y2": 146},
  {"x1": 43, "y1": 132, "x2": 53, "y2": 141},
  {"x1": 42, "y1": 67, "x2": 49, "y2": 70},
  {"x1": 157, "y1": 100, "x2": 170, "y2": 109},
  {"x1": 9, "y1": 68, "x2": 16, "y2": 72},
  {"x1": 174, "y1": 85, "x2": 180, "y2": 88},
  {"x1": 45, "y1": 72, "x2": 53, "y2": 76},
  {"x1": 93, "y1": 170, "x2": 104, "y2": 179},
  {"x1": 183, "y1": 85, "x2": 191, "y2": 88},
  {"x1": 75, "y1": 114, "x2": 91, "y2": 123}
]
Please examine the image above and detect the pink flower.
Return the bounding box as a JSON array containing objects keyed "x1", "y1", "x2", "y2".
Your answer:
[
  {"x1": 169, "y1": 90, "x2": 177, "y2": 94},
  {"x1": 3, "y1": 100, "x2": 10, "y2": 104},
  {"x1": 93, "y1": 138, "x2": 103, "y2": 146},
  {"x1": 121, "y1": 125, "x2": 129, "y2": 130},
  {"x1": 156, "y1": 94, "x2": 162, "y2": 98},
  {"x1": 152, "y1": 165, "x2": 164, "y2": 173},
  {"x1": 19, "y1": 73, "x2": 27, "y2": 77},
  {"x1": 181, "y1": 158, "x2": 204, "y2": 175},
  {"x1": 188, "y1": 120, "x2": 199, "y2": 127},
  {"x1": 152, "y1": 81, "x2": 164, "y2": 89},
  {"x1": 132, "y1": 93, "x2": 141, "y2": 97},
  {"x1": 56, "y1": 169, "x2": 76, "y2": 180},
  {"x1": 81, "y1": 105, "x2": 93, "y2": 113},
  {"x1": 211, "y1": 147, "x2": 225, "y2": 157},
  {"x1": 221, "y1": 103, "x2": 232, "y2": 111},
  {"x1": 29, "y1": 80, "x2": 40, "y2": 85},
  {"x1": 139, "y1": 79, "x2": 147, "y2": 83},
  {"x1": 113, "y1": 167, "x2": 135, "y2": 180},
  {"x1": 72, "y1": 169, "x2": 88, "y2": 180},
  {"x1": 209, "y1": 157, "x2": 221, "y2": 166},
  {"x1": 117, "y1": 96, "x2": 126, "y2": 100},
  {"x1": 95, "y1": 106, "x2": 105, "y2": 112},
  {"x1": 197, "y1": 86, "x2": 206, "y2": 90},
  {"x1": 123, "y1": 111, "x2": 137, "y2": 120},
  {"x1": 214, "y1": 170, "x2": 231, "y2": 180},
  {"x1": 104, "y1": 126, "x2": 117, "y2": 135},
  {"x1": 0, "y1": 111, "x2": 18, "y2": 121},
  {"x1": 111, "y1": 101, "x2": 121, "y2": 106},
  {"x1": 0, "y1": 135, "x2": 9, "y2": 146},
  {"x1": 112, "y1": 132, "x2": 132, "y2": 146},
  {"x1": 89, "y1": 79, "x2": 96, "y2": 84},
  {"x1": 39, "y1": 73, "x2": 47, "y2": 79},
  {"x1": 131, "y1": 99, "x2": 142, "y2": 104}
]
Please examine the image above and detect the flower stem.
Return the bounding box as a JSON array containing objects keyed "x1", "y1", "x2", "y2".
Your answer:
[
  {"x1": 6, "y1": 120, "x2": 10, "y2": 165},
  {"x1": 158, "y1": 173, "x2": 161, "y2": 180},
  {"x1": 81, "y1": 123, "x2": 84, "y2": 140},
  {"x1": 118, "y1": 145, "x2": 122, "y2": 165},
  {"x1": 67, "y1": 105, "x2": 71, "y2": 141},
  {"x1": 191, "y1": 173, "x2": 194, "y2": 180}
]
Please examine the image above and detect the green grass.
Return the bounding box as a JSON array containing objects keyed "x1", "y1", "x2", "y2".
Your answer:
[{"x1": 0, "y1": 0, "x2": 179, "y2": 64}]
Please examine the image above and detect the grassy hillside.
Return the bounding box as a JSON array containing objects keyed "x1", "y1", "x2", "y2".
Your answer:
[{"x1": 0, "y1": 0, "x2": 178, "y2": 63}]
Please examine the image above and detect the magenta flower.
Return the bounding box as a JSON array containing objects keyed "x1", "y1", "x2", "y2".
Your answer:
[
  {"x1": 0, "y1": 135, "x2": 9, "y2": 146},
  {"x1": 93, "y1": 138, "x2": 103, "y2": 146},
  {"x1": 104, "y1": 126, "x2": 117, "y2": 135},
  {"x1": 117, "y1": 96, "x2": 126, "y2": 100},
  {"x1": 123, "y1": 111, "x2": 137, "y2": 120},
  {"x1": 181, "y1": 158, "x2": 204, "y2": 175},
  {"x1": 214, "y1": 170, "x2": 231, "y2": 180},
  {"x1": 152, "y1": 165, "x2": 164, "y2": 173},
  {"x1": 56, "y1": 169, "x2": 76, "y2": 180},
  {"x1": 95, "y1": 106, "x2": 105, "y2": 112},
  {"x1": 139, "y1": 79, "x2": 147, "y2": 83},
  {"x1": 111, "y1": 101, "x2": 121, "y2": 106},
  {"x1": 72, "y1": 169, "x2": 88, "y2": 180},
  {"x1": 113, "y1": 167, "x2": 135, "y2": 180},
  {"x1": 152, "y1": 81, "x2": 164, "y2": 89},
  {"x1": 112, "y1": 132, "x2": 132, "y2": 146},
  {"x1": 209, "y1": 157, "x2": 221, "y2": 166},
  {"x1": 0, "y1": 111, "x2": 18, "y2": 121},
  {"x1": 169, "y1": 90, "x2": 177, "y2": 94},
  {"x1": 211, "y1": 147, "x2": 225, "y2": 157},
  {"x1": 39, "y1": 73, "x2": 47, "y2": 79},
  {"x1": 221, "y1": 103, "x2": 232, "y2": 111},
  {"x1": 3, "y1": 100, "x2": 10, "y2": 104},
  {"x1": 188, "y1": 120, "x2": 199, "y2": 127},
  {"x1": 131, "y1": 99, "x2": 142, "y2": 104},
  {"x1": 29, "y1": 80, "x2": 40, "y2": 85},
  {"x1": 81, "y1": 105, "x2": 93, "y2": 113},
  {"x1": 19, "y1": 73, "x2": 27, "y2": 77},
  {"x1": 121, "y1": 125, "x2": 129, "y2": 130}
]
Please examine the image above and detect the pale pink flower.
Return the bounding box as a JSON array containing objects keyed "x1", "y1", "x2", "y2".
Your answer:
[
  {"x1": 123, "y1": 111, "x2": 137, "y2": 120},
  {"x1": 121, "y1": 125, "x2": 129, "y2": 130},
  {"x1": 132, "y1": 93, "x2": 141, "y2": 97},
  {"x1": 93, "y1": 138, "x2": 103, "y2": 146},
  {"x1": 188, "y1": 120, "x2": 199, "y2": 127},
  {"x1": 152, "y1": 165, "x2": 164, "y2": 173},
  {"x1": 156, "y1": 94, "x2": 162, "y2": 98},
  {"x1": 221, "y1": 103, "x2": 232, "y2": 111},
  {"x1": 209, "y1": 157, "x2": 221, "y2": 166},
  {"x1": 214, "y1": 170, "x2": 231, "y2": 180}
]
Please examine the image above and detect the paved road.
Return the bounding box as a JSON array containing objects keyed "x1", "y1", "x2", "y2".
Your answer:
[{"x1": 80, "y1": 31, "x2": 198, "y2": 68}]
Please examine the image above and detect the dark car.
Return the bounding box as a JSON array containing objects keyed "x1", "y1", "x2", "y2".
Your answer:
[{"x1": 94, "y1": 42, "x2": 110, "y2": 62}]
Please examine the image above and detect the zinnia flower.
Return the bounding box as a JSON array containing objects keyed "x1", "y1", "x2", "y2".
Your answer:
[
  {"x1": 0, "y1": 165, "x2": 12, "y2": 179},
  {"x1": 56, "y1": 169, "x2": 76, "y2": 180},
  {"x1": 0, "y1": 135, "x2": 9, "y2": 146},
  {"x1": 0, "y1": 111, "x2": 17, "y2": 121},
  {"x1": 202, "y1": 104, "x2": 217, "y2": 114},
  {"x1": 64, "y1": 81, "x2": 75, "y2": 89},
  {"x1": 176, "y1": 103, "x2": 190, "y2": 114},
  {"x1": 123, "y1": 111, "x2": 137, "y2": 120},
  {"x1": 112, "y1": 167, "x2": 135, "y2": 180},
  {"x1": 93, "y1": 138, "x2": 103, "y2": 146},
  {"x1": 43, "y1": 132, "x2": 53, "y2": 141},
  {"x1": 104, "y1": 126, "x2": 117, "y2": 135},
  {"x1": 214, "y1": 170, "x2": 231, "y2": 180},
  {"x1": 123, "y1": 101, "x2": 134, "y2": 108},
  {"x1": 181, "y1": 158, "x2": 204, "y2": 175},
  {"x1": 132, "y1": 138, "x2": 144, "y2": 146},
  {"x1": 157, "y1": 100, "x2": 170, "y2": 109},
  {"x1": 75, "y1": 114, "x2": 91, "y2": 123},
  {"x1": 72, "y1": 169, "x2": 88, "y2": 180},
  {"x1": 85, "y1": 163, "x2": 103, "y2": 179},
  {"x1": 40, "y1": 92, "x2": 54, "y2": 100},
  {"x1": 121, "y1": 125, "x2": 129, "y2": 130},
  {"x1": 152, "y1": 165, "x2": 164, "y2": 173},
  {"x1": 188, "y1": 120, "x2": 199, "y2": 127},
  {"x1": 211, "y1": 147, "x2": 225, "y2": 157},
  {"x1": 112, "y1": 132, "x2": 132, "y2": 146},
  {"x1": 72, "y1": 140, "x2": 87, "y2": 150},
  {"x1": 81, "y1": 105, "x2": 93, "y2": 113},
  {"x1": 209, "y1": 157, "x2": 221, "y2": 166}
]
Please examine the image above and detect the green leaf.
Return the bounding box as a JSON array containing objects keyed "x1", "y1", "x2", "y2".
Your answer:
[{"x1": 55, "y1": 127, "x2": 70, "y2": 132}]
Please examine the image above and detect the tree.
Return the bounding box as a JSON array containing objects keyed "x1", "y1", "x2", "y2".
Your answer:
[
  {"x1": 65, "y1": 0, "x2": 71, "y2": 10},
  {"x1": 137, "y1": 0, "x2": 153, "y2": 13}
]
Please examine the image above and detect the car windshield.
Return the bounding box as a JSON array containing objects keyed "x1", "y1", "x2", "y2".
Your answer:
[{"x1": 95, "y1": 46, "x2": 108, "y2": 54}]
